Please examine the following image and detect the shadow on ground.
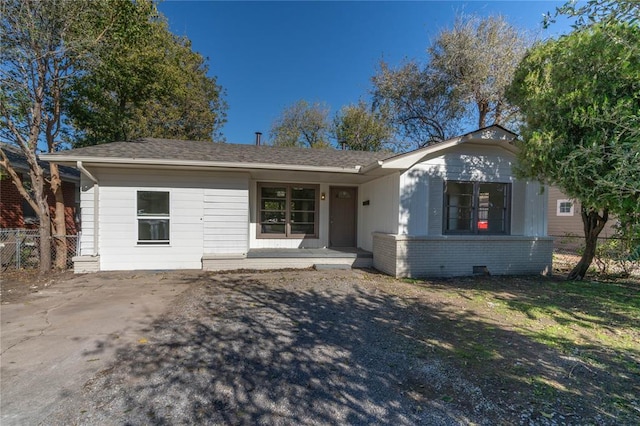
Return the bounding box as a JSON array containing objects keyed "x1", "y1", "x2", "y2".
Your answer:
[{"x1": 61, "y1": 271, "x2": 639, "y2": 425}]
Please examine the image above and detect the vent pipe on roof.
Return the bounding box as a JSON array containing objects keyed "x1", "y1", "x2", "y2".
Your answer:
[{"x1": 255, "y1": 132, "x2": 262, "y2": 146}]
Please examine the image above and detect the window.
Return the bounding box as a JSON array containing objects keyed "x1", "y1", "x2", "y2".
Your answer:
[
  {"x1": 137, "y1": 191, "x2": 170, "y2": 245},
  {"x1": 557, "y1": 199, "x2": 574, "y2": 216},
  {"x1": 444, "y1": 181, "x2": 510, "y2": 234},
  {"x1": 22, "y1": 198, "x2": 38, "y2": 225},
  {"x1": 258, "y1": 183, "x2": 318, "y2": 238},
  {"x1": 21, "y1": 177, "x2": 38, "y2": 225}
]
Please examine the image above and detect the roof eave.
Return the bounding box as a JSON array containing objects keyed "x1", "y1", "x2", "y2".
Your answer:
[
  {"x1": 378, "y1": 137, "x2": 465, "y2": 170},
  {"x1": 40, "y1": 155, "x2": 363, "y2": 174},
  {"x1": 376, "y1": 135, "x2": 519, "y2": 171}
]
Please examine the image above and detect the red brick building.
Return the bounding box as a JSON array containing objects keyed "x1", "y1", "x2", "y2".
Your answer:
[{"x1": 0, "y1": 143, "x2": 80, "y2": 234}]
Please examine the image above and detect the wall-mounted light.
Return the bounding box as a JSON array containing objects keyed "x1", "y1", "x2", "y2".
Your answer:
[{"x1": 321, "y1": 192, "x2": 326, "y2": 200}]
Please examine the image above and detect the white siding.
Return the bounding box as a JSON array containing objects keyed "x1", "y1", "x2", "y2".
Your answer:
[
  {"x1": 90, "y1": 168, "x2": 249, "y2": 270},
  {"x1": 78, "y1": 174, "x2": 96, "y2": 256},
  {"x1": 524, "y1": 181, "x2": 547, "y2": 237},
  {"x1": 427, "y1": 176, "x2": 444, "y2": 236},
  {"x1": 203, "y1": 179, "x2": 249, "y2": 254},
  {"x1": 419, "y1": 145, "x2": 515, "y2": 182},
  {"x1": 399, "y1": 168, "x2": 429, "y2": 235},
  {"x1": 358, "y1": 173, "x2": 400, "y2": 251},
  {"x1": 510, "y1": 180, "x2": 527, "y2": 235},
  {"x1": 397, "y1": 144, "x2": 547, "y2": 238}
]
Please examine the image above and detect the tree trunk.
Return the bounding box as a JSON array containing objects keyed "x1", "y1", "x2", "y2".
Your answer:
[
  {"x1": 38, "y1": 220, "x2": 52, "y2": 273},
  {"x1": 23, "y1": 163, "x2": 52, "y2": 273},
  {"x1": 49, "y1": 163, "x2": 68, "y2": 269},
  {"x1": 568, "y1": 207, "x2": 609, "y2": 280},
  {"x1": 478, "y1": 101, "x2": 489, "y2": 128},
  {"x1": 494, "y1": 100, "x2": 503, "y2": 125},
  {"x1": 36, "y1": 193, "x2": 52, "y2": 273}
]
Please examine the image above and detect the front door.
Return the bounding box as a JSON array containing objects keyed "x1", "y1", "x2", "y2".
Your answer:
[{"x1": 329, "y1": 187, "x2": 357, "y2": 247}]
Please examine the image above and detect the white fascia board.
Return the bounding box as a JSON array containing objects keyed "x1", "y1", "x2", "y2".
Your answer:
[
  {"x1": 40, "y1": 155, "x2": 363, "y2": 174},
  {"x1": 378, "y1": 138, "x2": 464, "y2": 169},
  {"x1": 359, "y1": 160, "x2": 384, "y2": 174},
  {"x1": 375, "y1": 138, "x2": 518, "y2": 170},
  {"x1": 466, "y1": 126, "x2": 517, "y2": 141},
  {"x1": 496, "y1": 142, "x2": 519, "y2": 155}
]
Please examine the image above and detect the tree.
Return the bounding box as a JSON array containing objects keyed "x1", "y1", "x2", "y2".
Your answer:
[
  {"x1": 1, "y1": 0, "x2": 224, "y2": 271},
  {"x1": 333, "y1": 101, "x2": 394, "y2": 152},
  {"x1": 0, "y1": 0, "x2": 114, "y2": 271},
  {"x1": 269, "y1": 100, "x2": 331, "y2": 148},
  {"x1": 507, "y1": 22, "x2": 640, "y2": 280},
  {"x1": 429, "y1": 14, "x2": 531, "y2": 128},
  {"x1": 127, "y1": 37, "x2": 227, "y2": 142},
  {"x1": 371, "y1": 61, "x2": 461, "y2": 149},
  {"x1": 544, "y1": 0, "x2": 639, "y2": 29},
  {"x1": 67, "y1": 5, "x2": 226, "y2": 145},
  {"x1": 371, "y1": 14, "x2": 531, "y2": 149}
]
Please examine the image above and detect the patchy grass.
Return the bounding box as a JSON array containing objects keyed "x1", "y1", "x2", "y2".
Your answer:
[
  {"x1": 401, "y1": 273, "x2": 640, "y2": 423},
  {"x1": 8, "y1": 265, "x2": 639, "y2": 424}
]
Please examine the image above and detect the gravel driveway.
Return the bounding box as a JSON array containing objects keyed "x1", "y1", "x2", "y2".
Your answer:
[{"x1": 49, "y1": 269, "x2": 496, "y2": 425}]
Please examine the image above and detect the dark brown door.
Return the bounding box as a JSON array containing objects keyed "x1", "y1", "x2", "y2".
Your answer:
[{"x1": 329, "y1": 187, "x2": 357, "y2": 247}]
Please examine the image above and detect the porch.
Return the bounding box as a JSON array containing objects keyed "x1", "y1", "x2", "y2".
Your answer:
[{"x1": 202, "y1": 247, "x2": 373, "y2": 272}]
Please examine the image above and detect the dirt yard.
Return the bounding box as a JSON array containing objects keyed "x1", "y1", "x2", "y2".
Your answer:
[
  {"x1": 2, "y1": 261, "x2": 639, "y2": 425},
  {"x1": 0, "y1": 269, "x2": 74, "y2": 304}
]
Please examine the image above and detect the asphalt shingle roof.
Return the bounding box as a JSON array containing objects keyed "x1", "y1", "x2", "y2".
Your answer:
[
  {"x1": 1, "y1": 143, "x2": 80, "y2": 180},
  {"x1": 47, "y1": 138, "x2": 394, "y2": 169}
]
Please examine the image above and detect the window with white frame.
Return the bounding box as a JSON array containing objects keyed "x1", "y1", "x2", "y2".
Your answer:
[
  {"x1": 444, "y1": 181, "x2": 511, "y2": 234},
  {"x1": 557, "y1": 199, "x2": 574, "y2": 216},
  {"x1": 136, "y1": 191, "x2": 170, "y2": 245}
]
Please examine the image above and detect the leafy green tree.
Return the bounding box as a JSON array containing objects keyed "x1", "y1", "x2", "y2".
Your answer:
[
  {"x1": 1, "y1": 0, "x2": 226, "y2": 271},
  {"x1": 269, "y1": 100, "x2": 331, "y2": 148},
  {"x1": 128, "y1": 37, "x2": 227, "y2": 142},
  {"x1": 67, "y1": 3, "x2": 226, "y2": 145},
  {"x1": 544, "y1": 0, "x2": 639, "y2": 28},
  {"x1": 0, "y1": 0, "x2": 117, "y2": 270},
  {"x1": 507, "y1": 22, "x2": 640, "y2": 280},
  {"x1": 333, "y1": 101, "x2": 394, "y2": 152}
]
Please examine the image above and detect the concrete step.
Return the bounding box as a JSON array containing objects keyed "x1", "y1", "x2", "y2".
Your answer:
[{"x1": 313, "y1": 263, "x2": 352, "y2": 270}]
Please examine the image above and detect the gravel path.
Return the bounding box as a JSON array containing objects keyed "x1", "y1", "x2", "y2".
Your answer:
[{"x1": 50, "y1": 269, "x2": 498, "y2": 425}]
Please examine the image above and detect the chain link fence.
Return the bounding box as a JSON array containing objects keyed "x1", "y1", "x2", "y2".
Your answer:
[{"x1": 0, "y1": 229, "x2": 79, "y2": 271}]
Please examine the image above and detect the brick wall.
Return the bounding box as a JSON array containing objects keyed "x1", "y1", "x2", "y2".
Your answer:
[
  {"x1": 1, "y1": 175, "x2": 26, "y2": 228},
  {"x1": 373, "y1": 233, "x2": 553, "y2": 278},
  {"x1": 72, "y1": 255, "x2": 100, "y2": 273},
  {"x1": 60, "y1": 180, "x2": 79, "y2": 234},
  {"x1": 372, "y1": 233, "x2": 397, "y2": 276},
  {"x1": 0, "y1": 174, "x2": 78, "y2": 234}
]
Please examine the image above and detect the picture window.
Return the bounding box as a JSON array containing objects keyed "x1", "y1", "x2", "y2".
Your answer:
[{"x1": 444, "y1": 181, "x2": 510, "y2": 234}]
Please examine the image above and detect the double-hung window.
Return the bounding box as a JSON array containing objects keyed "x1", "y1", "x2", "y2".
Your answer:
[
  {"x1": 444, "y1": 181, "x2": 510, "y2": 234},
  {"x1": 137, "y1": 191, "x2": 170, "y2": 245},
  {"x1": 258, "y1": 183, "x2": 318, "y2": 238}
]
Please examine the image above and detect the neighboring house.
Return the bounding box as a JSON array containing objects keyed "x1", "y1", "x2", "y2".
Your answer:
[
  {"x1": 0, "y1": 143, "x2": 80, "y2": 234},
  {"x1": 547, "y1": 186, "x2": 617, "y2": 249},
  {"x1": 42, "y1": 125, "x2": 553, "y2": 277}
]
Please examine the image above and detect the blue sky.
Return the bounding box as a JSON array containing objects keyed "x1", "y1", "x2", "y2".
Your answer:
[{"x1": 158, "y1": 1, "x2": 574, "y2": 145}]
